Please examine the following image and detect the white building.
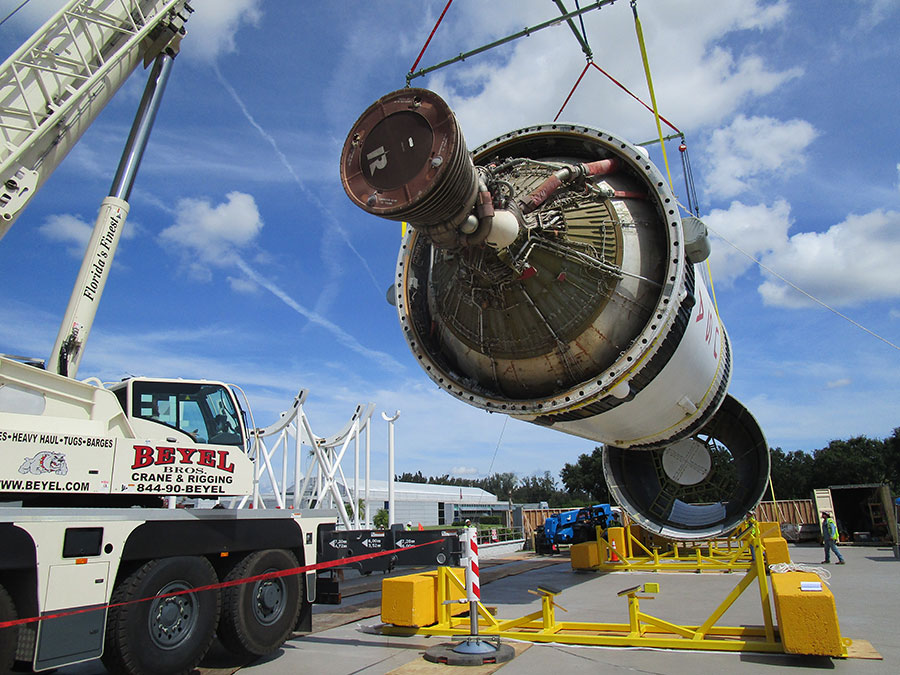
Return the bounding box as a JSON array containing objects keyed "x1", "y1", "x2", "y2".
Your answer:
[
  {"x1": 362, "y1": 480, "x2": 503, "y2": 527},
  {"x1": 260, "y1": 479, "x2": 510, "y2": 528}
]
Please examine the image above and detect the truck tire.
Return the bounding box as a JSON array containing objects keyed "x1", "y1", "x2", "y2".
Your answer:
[
  {"x1": 102, "y1": 556, "x2": 220, "y2": 675},
  {"x1": 0, "y1": 584, "x2": 17, "y2": 674},
  {"x1": 217, "y1": 549, "x2": 301, "y2": 659}
]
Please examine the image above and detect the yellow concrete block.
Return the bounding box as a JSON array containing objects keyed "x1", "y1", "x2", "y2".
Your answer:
[
  {"x1": 571, "y1": 541, "x2": 600, "y2": 569},
  {"x1": 762, "y1": 536, "x2": 791, "y2": 565},
  {"x1": 381, "y1": 568, "x2": 466, "y2": 627},
  {"x1": 771, "y1": 571, "x2": 843, "y2": 656}
]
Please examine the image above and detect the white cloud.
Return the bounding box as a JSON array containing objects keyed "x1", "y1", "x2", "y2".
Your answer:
[
  {"x1": 758, "y1": 209, "x2": 900, "y2": 308},
  {"x1": 156, "y1": 192, "x2": 401, "y2": 370},
  {"x1": 852, "y1": 0, "x2": 897, "y2": 30},
  {"x1": 451, "y1": 466, "x2": 479, "y2": 476},
  {"x1": 704, "y1": 199, "x2": 792, "y2": 285},
  {"x1": 826, "y1": 378, "x2": 851, "y2": 389},
  {"x1": 704, "y1": 115, "x2": 818, "y2": 198},
  {"x1": 896, "y1": 163, "x2": 900, "y2": 192},
  {"x1": 421, "y1": 0, "x2": 800, "y2": 145},
  {"x1": 158, "y1": 191, "x2": 262, "y2": 271},
  {"x1": 706, "y1": 202, "x2": 900, "y2": 309},
  {"x1": 182, "y1": 0, "x2": 262, "y2": 63},
  {"x1": 39, "y1": 212, "x2": 139, "y2": 257},
  {"x1": 226, "y1": 275, "x2": 258, "y2": 294},
  {"x1": 38, "y1": 213, "x2": 92, "y2": 254}
]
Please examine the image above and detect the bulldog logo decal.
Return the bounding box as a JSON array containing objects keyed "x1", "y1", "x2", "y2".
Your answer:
[{"x1": 19, "y1": 451, "x2": 69, "y2": 476}]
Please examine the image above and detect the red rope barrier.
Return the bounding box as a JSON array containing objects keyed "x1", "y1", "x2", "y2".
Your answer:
[
  {"x1": 410, "y1": 0, "x2": 454, "y2": 74},
  {"x1": 0, "y1": 539, "x2": 442, "y2": 630}
]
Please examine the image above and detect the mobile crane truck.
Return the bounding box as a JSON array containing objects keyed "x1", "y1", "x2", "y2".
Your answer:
[{"x1": 0, "y1": 2, "x2": 351, "y2": 673}]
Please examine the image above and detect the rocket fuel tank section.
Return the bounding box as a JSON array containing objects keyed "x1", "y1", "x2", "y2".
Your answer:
[{"x1": 341, "y1": 89, "x2": 769, "y2": 539}]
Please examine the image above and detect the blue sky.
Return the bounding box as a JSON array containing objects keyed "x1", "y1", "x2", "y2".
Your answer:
[{"x1": 1, "y1": 0, "x2": 898, "y2": 488}]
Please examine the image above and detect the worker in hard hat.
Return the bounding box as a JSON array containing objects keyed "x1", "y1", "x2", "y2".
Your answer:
[
  {"x1": 820, "y1": 511, "x2": 845, "y2": 564},
  {"x1": 404, "y1": 521, "x2": 412, "y2": 531}
]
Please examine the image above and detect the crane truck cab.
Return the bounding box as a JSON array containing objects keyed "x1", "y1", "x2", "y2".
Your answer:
[
  {"x1": 0, "y1": 356, "x2": 256, "y2": 505},
  {"x1": 112, "y1": 377, "x2": 248, "y2": 449}
]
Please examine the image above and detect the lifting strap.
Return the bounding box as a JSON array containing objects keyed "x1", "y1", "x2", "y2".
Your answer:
[{"x1": 631, "y1": 0, "x2": 674, "y2": 192}]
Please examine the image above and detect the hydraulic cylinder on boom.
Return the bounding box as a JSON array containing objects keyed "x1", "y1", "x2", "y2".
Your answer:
[{"x1": 48, "y1": 49, "x2": 177, "y2": 376}]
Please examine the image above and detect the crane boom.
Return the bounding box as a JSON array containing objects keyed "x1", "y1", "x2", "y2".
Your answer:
[{"x1": 0, "y1": 0, "x2": 190, "y2": 238}]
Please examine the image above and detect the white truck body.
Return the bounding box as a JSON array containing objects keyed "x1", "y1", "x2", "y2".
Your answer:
[
  {"x1": 0, "y1": 357, "x2": 338, "y2": 673},
  {"x1": 0, "y1": 357, "x2": 336, "y2": 673}
]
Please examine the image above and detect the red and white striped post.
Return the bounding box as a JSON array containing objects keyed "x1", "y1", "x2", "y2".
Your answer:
[
  {"x1": 464, "y1": 527, "x2": 480, "y2": 599},
  {"x1": 450, "y1": 525, "x2": 502, "y2": 657},
  {"x1": 463, "y1": 526, "x2": 480, "y2": 636}
]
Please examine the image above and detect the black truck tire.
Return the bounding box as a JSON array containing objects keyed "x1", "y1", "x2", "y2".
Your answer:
[
  {"x1": 0, "y1": 583, "x2": 17, "y2": 673},
  {"x1": 217, "y1": 549, "x2": 301, "y2": 659},
  {"x1": 102, "y1": 556, "x2": 220, "y2": 675}
]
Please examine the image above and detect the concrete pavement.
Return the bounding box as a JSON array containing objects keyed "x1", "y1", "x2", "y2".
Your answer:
[{"x1": 241, "y1": 542, "x2": 897, "y2": 675}]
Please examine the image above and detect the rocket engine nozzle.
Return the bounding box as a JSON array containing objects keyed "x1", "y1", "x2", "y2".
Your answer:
[
  {"x1": 341, "y1": 88, "x2": 769, "y2": 539},
  {"x1": 341, "y1": 88, "x2": 480, "y2": 248}
]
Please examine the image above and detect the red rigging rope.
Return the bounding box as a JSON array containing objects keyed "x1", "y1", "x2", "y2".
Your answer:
[
  {"x1": 555, "y1": 60, "x2": 681, "y2": 134},
  {"x1": 0, "y1": 538, "x2": 443, "y2": 630},
  {"x1": 553, "y1": 61, "x2": 591, "y2": 122},
  {"x1": 409, "y1": 0, "x2": 454, "y2": 75}
]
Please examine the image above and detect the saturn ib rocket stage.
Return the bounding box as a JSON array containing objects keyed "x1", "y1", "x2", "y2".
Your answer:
[{"x1": 341, "y1": 88, "x2": 769, "y2": 539}]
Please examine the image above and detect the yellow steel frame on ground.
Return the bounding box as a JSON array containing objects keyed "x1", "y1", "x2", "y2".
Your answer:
[
  {"x1": 380, "y1": 520, "x2": 847, "y2": 655},
  {"x1": 595, "y1": 521, "x2": 782, "y2": 572}
]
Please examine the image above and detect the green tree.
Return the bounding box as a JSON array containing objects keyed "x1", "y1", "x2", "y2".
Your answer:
[
  {"x1": 768, "y1": 447, "x2": 815, "y2": 500},
  {"x1": 479, "y1": 472, "x2": 518, "y2": 500},
  {"x1": 512, "y1": 471, "x2": 567, "y2": 505},
  {"x1": 560, "y1": 447, "x2": 611, "y2": 503},
  {"x1": 810, "y1": 436, "x2": 889, "y2": 489},
  {"x1": 396, "y1": 471, "x2": 428, "y2": 483},
  {"x1": 884, "y1": 428, "x2": 900, "y2": 493},
  {"x1": 373, "y1": 508, "x2": 389, "y2": 529}
]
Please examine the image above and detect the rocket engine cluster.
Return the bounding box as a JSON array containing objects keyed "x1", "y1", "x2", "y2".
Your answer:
[{"x1": 341, "y1": 88, "x2": 769, "y2": 539}]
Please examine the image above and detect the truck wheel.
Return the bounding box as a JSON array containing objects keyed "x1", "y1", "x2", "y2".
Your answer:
[
  {"x1": 0, "y1": 584, "x2": 17, "y2": 674},
  {"x1": 217, "y1": 549, "x2": 301, "y2": 659},
  {"x1": 103, "y1": 557, "x2": 220, "y2": 675}
]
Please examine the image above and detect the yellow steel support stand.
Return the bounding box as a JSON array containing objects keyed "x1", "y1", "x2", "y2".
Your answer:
[
  {"x1": 379, "y1": 519, "x2": 849, "y2": 656},
  {"x1": 590, "y1": 521, "x2": 783, "y2": 573}
]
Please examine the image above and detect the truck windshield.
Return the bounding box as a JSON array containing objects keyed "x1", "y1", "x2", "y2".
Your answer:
[{"x1": 132, "y1": 382, "x2": 244, "y2": 447}]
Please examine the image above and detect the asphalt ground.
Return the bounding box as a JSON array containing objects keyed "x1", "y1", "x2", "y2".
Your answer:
[{"x1": 58, "y1": 542, "x2": 898, "y2": 674}]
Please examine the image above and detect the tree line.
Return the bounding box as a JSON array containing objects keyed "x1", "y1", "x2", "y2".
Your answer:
[{"x1": 396, "y1": 427, "x2": 900, "y2": 507}]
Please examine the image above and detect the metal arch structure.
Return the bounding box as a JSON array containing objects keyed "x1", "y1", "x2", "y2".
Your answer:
[
  {"x1": 299, "y1": 401, "x2": 377, "y2": 530},
  {"x1": 0, "y1": 0, "x2": 192, "y2": 237},
  {"x1": 236, "y1": 392, "x2": 377, "y2": 530}
]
